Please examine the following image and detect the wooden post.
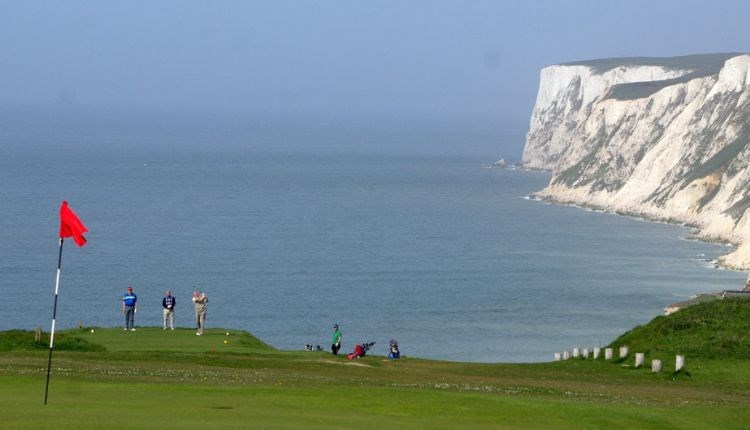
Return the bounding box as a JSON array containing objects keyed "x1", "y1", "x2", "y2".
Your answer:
[
  {"x1": 651, "y1": 359, "x2": 662, "y2": 373},
  {"x1": 35, "y1": 326, "x2": 42, "y2": 343},
  {"x1": 619, "y1": 346, "x2": 629, "y2": 359},
  {"x1": 593, "y1": 347, "x2": 601, "y2": 359},
  {"x1": 676, "y1": 355, "x2": 685, "y2": 371},
  {"x1": 554, "y1": 352, "x2": 561, "y2": 361},
  {"x1": 604, "y1": 348, "x2": 613, "y2": 360},
  {"x1": 572, "y1": 347, "x2": 580, "y2": 358},
  {"x1": 635, "y1": 352, "x2": 644, "y2": 368}
]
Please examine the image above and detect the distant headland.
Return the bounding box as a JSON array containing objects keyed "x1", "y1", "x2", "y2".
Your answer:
[{"x1": 521, "y1": 53, "x2": 750, "y2": 271}]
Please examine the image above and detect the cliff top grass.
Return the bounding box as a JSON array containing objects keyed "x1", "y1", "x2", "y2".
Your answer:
[
  {"x1": 609, "y1": 297, "x2": 750, "y2": 360},
  {"x1": 561, "y1": 53, "x2": 748, "y2": 101},
  {"x1": 2, "y1": 301, "x2": 750, "y2": 429},
  {"x1": 561, "y1": 52, "x2": 745, "y2": 74}
]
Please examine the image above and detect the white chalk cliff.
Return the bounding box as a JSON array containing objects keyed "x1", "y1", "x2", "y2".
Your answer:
[{"x1": 522, "y1": 53, "x2": 750, "y2": 270}]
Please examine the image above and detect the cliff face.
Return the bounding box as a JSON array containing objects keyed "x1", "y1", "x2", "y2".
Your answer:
[{"x1": 522, "y1": 53, "x2": 750, "y2": 270}]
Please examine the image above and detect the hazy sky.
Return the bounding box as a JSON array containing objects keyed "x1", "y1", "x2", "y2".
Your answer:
[{"x1": 3, "y1": 0, "x2": 750, "y2": 133}]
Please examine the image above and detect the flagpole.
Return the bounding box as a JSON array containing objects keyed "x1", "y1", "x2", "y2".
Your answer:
[{"x1": 44, "y1": 237, "x2": 64, "y2": 405}]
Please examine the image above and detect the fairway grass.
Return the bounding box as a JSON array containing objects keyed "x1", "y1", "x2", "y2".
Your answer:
[{"x1": 2, "y1": 327, "x2": 750, "y2": 429}]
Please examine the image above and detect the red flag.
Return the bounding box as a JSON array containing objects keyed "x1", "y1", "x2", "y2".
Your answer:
[{"x1": 59, "y1": 201, "x2": 88, "y2": 246}]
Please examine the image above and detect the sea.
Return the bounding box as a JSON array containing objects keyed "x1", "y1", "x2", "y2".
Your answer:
[{"x1": 1, "y1": 110, "x2": 746, "y2": 362}]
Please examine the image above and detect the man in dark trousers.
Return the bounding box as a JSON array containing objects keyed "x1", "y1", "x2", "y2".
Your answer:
[
  {"x1": 162, "y1": 290, "x2": 175, "y2": 330},
  {"x1": 331, "y1": 323, "x2": 342, "y2": 355},
  {"x1": 122, "y1": 286, "x2": 138, "y2": 331}
]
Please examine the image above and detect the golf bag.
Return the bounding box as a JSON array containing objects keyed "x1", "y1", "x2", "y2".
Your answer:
[{"x1": 347, "y1": 341, "x2": 375, "y2": 360}]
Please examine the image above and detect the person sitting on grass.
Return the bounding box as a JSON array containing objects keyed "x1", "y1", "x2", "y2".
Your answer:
[{"x1": 388, "y1": 339, "x2": 400, "y2": 359}]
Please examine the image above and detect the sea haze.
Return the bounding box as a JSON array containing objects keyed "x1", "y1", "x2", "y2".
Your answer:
[{"x1": 0, "y1": 113, "x2": 745, "y2": 362}]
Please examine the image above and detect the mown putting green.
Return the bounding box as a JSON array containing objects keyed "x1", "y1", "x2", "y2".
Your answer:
[{"x1": 2, "y1": 300, "x2": 750, "y2": 429}]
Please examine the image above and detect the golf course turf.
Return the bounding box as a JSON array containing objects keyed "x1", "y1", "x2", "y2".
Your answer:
[{"x1": 2, "y1": 300, "x2": 750, "y2": 429}]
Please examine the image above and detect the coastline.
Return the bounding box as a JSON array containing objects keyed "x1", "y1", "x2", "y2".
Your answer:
[
  {"x1": 527, "y1": 188, "x2": 750, "y2": 314},
  {"x1": 519, "y1": 54, "x2": 750, "y2": 273},
  {"x1": 515, "y1": 161, "x2": 748, "y2": 315},
  {"x1": 525, "y1": 185, "x2": 745, "y2": 275}
]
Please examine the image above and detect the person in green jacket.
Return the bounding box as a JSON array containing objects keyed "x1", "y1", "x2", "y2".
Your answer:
[{"x1": 331, "y1": 323, "x2": 342, "y2": 355}]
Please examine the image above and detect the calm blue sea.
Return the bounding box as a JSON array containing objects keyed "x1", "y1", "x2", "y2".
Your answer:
[{"x1": 1, "y1": 112, "x2": 745, "y2": 362}]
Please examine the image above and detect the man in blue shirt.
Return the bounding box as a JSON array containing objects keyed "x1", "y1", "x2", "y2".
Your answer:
[{"x1": 122, "y1": 286, "x2": 138, "y2": 331}]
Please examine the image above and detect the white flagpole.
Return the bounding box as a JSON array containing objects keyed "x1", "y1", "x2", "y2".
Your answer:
[{"x1": 44, "y1": 238, "x2": 64, "y2": 405}]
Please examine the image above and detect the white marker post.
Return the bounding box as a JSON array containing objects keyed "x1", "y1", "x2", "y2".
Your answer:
[
  {"x1": 635, "y1": 353, "x2": 644, "y2": 368},
  {"x1": 676, "y1": 355, "x2": 685, "y2": 372},
  {"x1": 619, "y1": 346, "x2": 629, "y2": 359}
]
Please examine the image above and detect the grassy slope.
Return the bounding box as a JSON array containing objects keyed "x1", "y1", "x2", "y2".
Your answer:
[
  {"x1": 561, "y1": 53, "x2": 747, "y2": 101},
  {"x1": 2, "y1": 302, "x2": 750, "y2": 429},
  {"x1": 561, "y1": 53, "x2": 744, "y2": 74},
  {"x1": 610, "y1": 298, "x2": 750, "y2": 359}
]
